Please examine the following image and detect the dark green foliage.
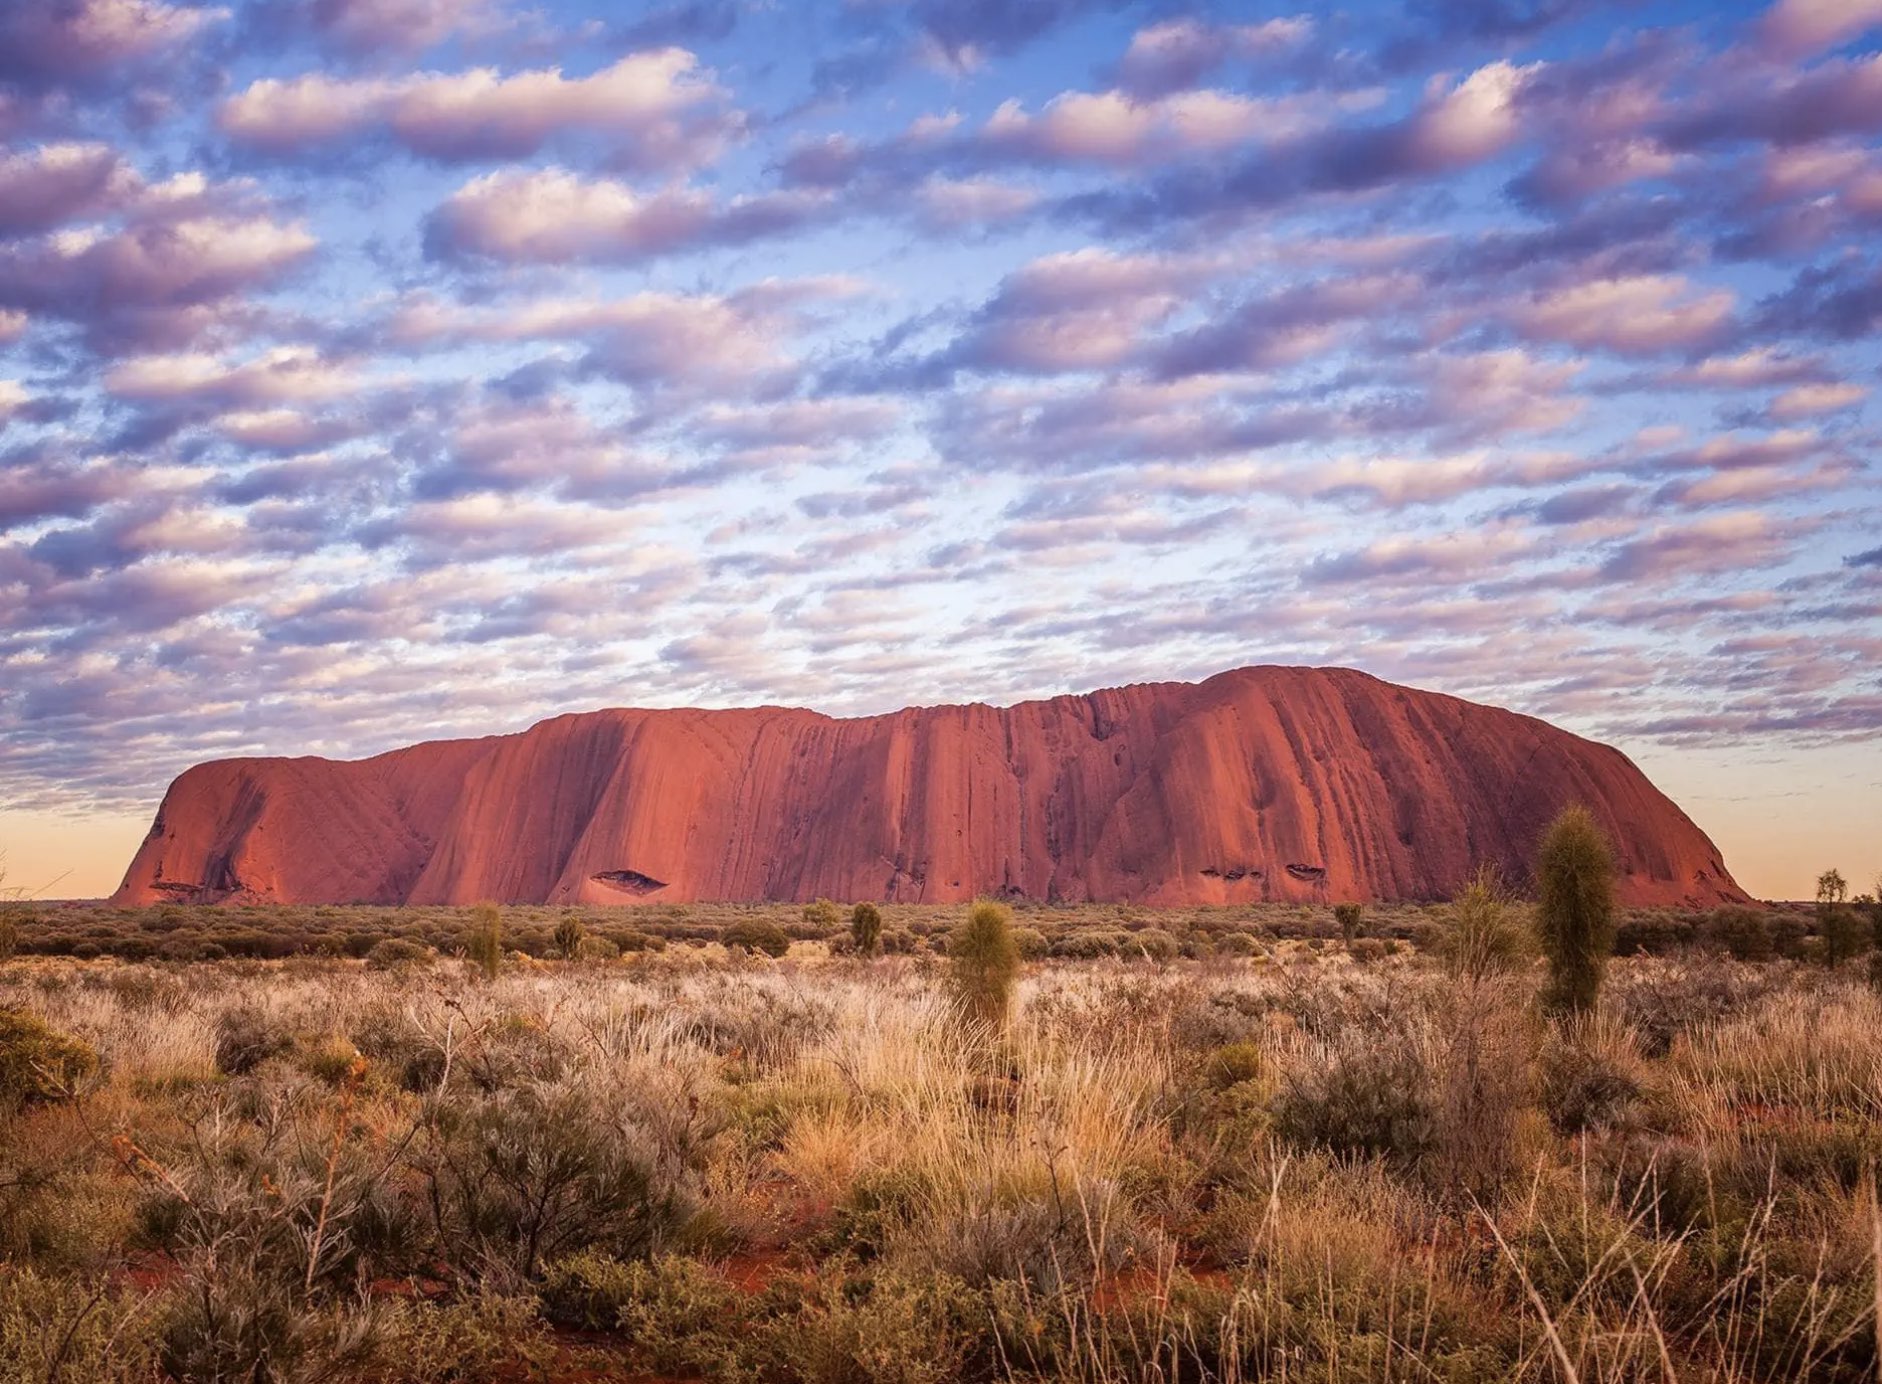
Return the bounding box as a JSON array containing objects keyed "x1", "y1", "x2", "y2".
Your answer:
[
  {"x1": 1010, "y1": 926, "x2": 1050, "y2": 960},
  {"x1": 722, "y1": 919, "x2": 790, "y2": 957},
  {"x1": 1703, "y1": 905, "x2": 1774, "y2": 961},
  {"x1": 950, "y1": 900, "x2": 1020, "y2": 1029},
  {"x1": 1128, "y1": 927, "x2": 1179, "y2": 962},
  {"x1": 364, "y1": 937, "x2": 429, "y2": 971},
  {"x1": 214, "y1": 1005, "x2": 292, "y2": 1076},
  {"x1": 1816, "y1": 904, "x2": 1867, "y2": 968},
  {"x1": 849, "y1": 901, "x2": 883, "y2": 958},
  {"x1": 1273, "y1": 1028, "x2": 1436, "y2": 1163},
  {"x1": 465, "y1": 901, "x2": 503, "y2": 982},
  {"x1": 1815, "y1": 868, "x2": 1847, "y2": 904},
  {"x1": 552, "y1": 915, "x2": 585, "y2": 959},
  {"x1": 1438, "y1": 865, "x2": 1531, "y2": 981},
  {"x1": 1333, "y1": 902, "x2": 1364, "y2": 945},
  {"x1": 0, "y1": 1008, "x2": 97, "y2": 1108},
  {"x1": 0, "y1": 905, "x2": 21, "y2": 963},
  {"x1": 1536, "y1": 805, "x2": 1616, "y2": 1016},
  {"x1": 417, "y1": 1083, "x2": 692, "y2": 1282}
]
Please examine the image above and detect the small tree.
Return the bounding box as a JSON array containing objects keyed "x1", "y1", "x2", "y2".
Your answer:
[
  {"x1": 553, "y1": 915, "x2": 585, "y2": 960},
  {"x1": 466, "y1": 901, "x2": 503, "y2": 982},
  {"x1": 1816, "y1": 869, "x2": 1847, "y2": 905},
  {"x1": 950, "y1": 900, "x2": 1020, "y2": 1030},
  {"x1": 850, "y1": 901, "x2": 883, "y2": 958},
  {"x1": 1536, "y1": 805, "x2": 1616, "y2": 1017},
  {"x1": 802, "y1": 898, "x2": 841, "y2": 930},
  {"x1": 1333, "y1": 902, "x2": 1364, "y2": 946}
]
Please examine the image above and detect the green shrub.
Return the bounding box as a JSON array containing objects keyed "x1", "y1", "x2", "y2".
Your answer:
[
  {"x1": 0, "y1": 1008, "x2": 98, "y2": 1108},
  {"x1": 1438, "y1": 865, "x2": 1531, "y2": 981},
  {"x1": 1702, "y1": 905, "x2": 1773, "y2": 962},
  {"x1": 608, "y1": 929, "x2": 666, "y2": 953},
  {"x1": 849, "y1": 901, "x2": 883, "y2": 957},
  {"x1": 0, "y1": 1268, "x2": 158, "y2": 1382},
  {"x1": 950, "y1": 901, "x2": 1020, "y2": 1030},
  {"x1": 1536, "y1": 805, "x2": 1616, "y2": 1016},
  {"x1": 723, "y1": 919, "x2": 791, "y2": 957},
  {"x1": 417, "y1": 1082, "x2": 693, "y2": 1281},
  {"x1": 465, "y1": 900, "x2": 503, "y2": 981},
  {"x1": 1049, "y1": 929, "x2": 1130, "y2": 959},
  {"x1": 365, "y1": 937, "x2": 429, "y2": 971},
  {"x1": 1126, "y1": 927, "x2": 1179, "y2": 962},
  {"x1": 1273, "y1": 1027, "x2": 1436, "y2": 1163},
  {"x1": 1817, "y1": 904, "x2": 1867, "y2": 968},
  {"x1": 0, "y1": 905, "x2": 21, "y2": 963},
  {"x1": 545, "y1": 1252, "x2": 742, "y2": 1374},
  {"x1": 1011, "y1": 926, "x2": 1049, "y2": 960},
  {"x1": 214, "y1": 1005, "x2": 293, "y2": 1076},
  {"x1": 552, "y1": 915, "x2": 585, "y2": 959},
  {"x1": 803, "y1": 898, "x2": 842, "y2": 930},
  {"x1": 1215, "y1": 930, "x2": 1262, "y2": 957},
  {"x1": 576, "y1": 935, "x2": 621, "y2": 961}
]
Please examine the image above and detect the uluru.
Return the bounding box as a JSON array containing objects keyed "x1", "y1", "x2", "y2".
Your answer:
[{"x1": 111, "y1": 665, "x2": 1744, "y2": 909}]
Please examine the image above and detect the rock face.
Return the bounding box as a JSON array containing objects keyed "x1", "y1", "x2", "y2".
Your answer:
[{"x1": 112, "y1": 666, "x2": 1745, "y2": 908}]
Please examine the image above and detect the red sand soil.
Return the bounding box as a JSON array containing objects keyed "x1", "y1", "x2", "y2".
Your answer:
[{"x1": 112, "y1": 665, "x2": 1745, "y2": 909}]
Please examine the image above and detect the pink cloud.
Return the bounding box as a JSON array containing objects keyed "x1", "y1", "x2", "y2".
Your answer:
[
  {"x1": 220, "y1": 49, "x2": 742, "y2": 170},
  {"x1": 0, "y1": 143, "x2": 134, "y2": 235},
  {"x1": 1761, "y1": 0, "x2": 1882, "y2": 55},
  {"x1": 1114, "y1": 16, "x2": 1312, "y2": 96},
  {"x1": 1513, "y1": 274, "x2": 1735, "y2": 355},
  {"x1": 0, "y1": 0, "x2": 225, "y2": 88},
  {"x1": 426, "y1": 166, "x2": 820, "y2": 263}
]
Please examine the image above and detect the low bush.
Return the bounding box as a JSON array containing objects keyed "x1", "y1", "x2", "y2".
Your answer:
[
  {"x1": 365, "y1": 937, "x2": 430, "y2": 971},
  {"x1": 722, "y1": 919, "x2": 791, "y2": 957},
  {"x1": 214, "y1": 1005, "x2": 293, "y2": 1076},
  {"x1": 0, "y1": 1008, "x2": 98, "y2": 1108},
  {"x1": 417, "y1": 1080, "x2": 695, "y2": 1282}
]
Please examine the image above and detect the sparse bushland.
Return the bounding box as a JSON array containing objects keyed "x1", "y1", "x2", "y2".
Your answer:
[{"x1": 3, "y1": 894, "x2": 1881, "y2": 1382}]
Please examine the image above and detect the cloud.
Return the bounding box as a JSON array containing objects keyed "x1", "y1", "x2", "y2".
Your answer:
[
  {"x1": 1112, "y1": 16, "x2": 1313, "y2": 98},
  {"x1": 1597, "y1": 512, "x2": 1797, "y2": 581},
  {"x1": 912, "y1": 175, "x2": 1039, "y2": 228},
  {"x1": 981, "y1": 86, "x2": 1359, "y2": 167},
  {"x1": 0, "y1": 143, "x2": 135, "y2": 236},
  {"x1": 0, "y1": 211, "x2": 316, "y2": 350},
  {"x1": 0, "y1": 0, "x2": 225, "y2": 92},
  {"x1": 1305, "y1": 529, "x2": 1532, "y2": 584},
  {"x1": 425, "y1": 167, "x2": 818, "y2": 264},
  {"x1": 1768, "y1": 380, "x2": 1866, "y2": 417},
  {"x1": 1757, "y1": 257, "x2": 1882, "y2": 339},
  {"x1": 220, "y1": 48, "x2": 742, "y2": 170},
  {"x1": 941, "y1": 247, "x2": 1213, "y2": 374},
  {"x1": 262, "y1": 0, "x2": 517, "y2": 55},
  {"x1": 388, "y1": 278, "x2": 863, "y2": 391},
  {"x1": 1761, "y1": 0, "x2": 1882, "y2": 56},
  {"x1": 1512, "y1": 274, "x2": 1735, "y2": 354},
  {"x1": 105, "y1": 346, "x2": 363, "y2": 406}
]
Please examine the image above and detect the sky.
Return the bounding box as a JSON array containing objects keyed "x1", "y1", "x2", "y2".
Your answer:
[{"x1": 0, "y1": 0, "x2": 1878, "y2": 904}]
